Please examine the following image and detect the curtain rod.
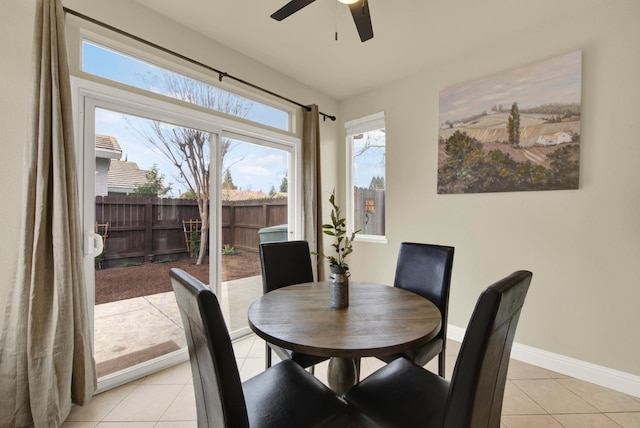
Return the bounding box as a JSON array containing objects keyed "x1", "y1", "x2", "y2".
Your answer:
[{"x1": 62, "y1": 7, "x2": 336, "y2": 122}]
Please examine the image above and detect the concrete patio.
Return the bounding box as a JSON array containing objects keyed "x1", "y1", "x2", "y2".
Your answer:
[{"x1": 94, "y1": 275, "x2": 262, "y2": 377}]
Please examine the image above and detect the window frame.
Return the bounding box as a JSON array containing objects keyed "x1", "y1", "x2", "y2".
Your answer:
[
  {"x1": 65, "y1": 16, "x2": 305, "y2": 392},
  {"x1": 345, "y1": 112, "x2": 388, "y2": 244}
]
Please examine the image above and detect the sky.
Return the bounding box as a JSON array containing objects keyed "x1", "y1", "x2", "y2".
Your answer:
[
  {"x1": 85, "y1": 40, "x2": 384, "y2": 196},
  {"x1": 439, "y1": 50, "x2": 582, "y2": 126},
  {"x1": 352, "y1": 131, "x2": 385, "y2": 188},
  {"x1": 95, "y1": 108, "x2": 288, "y2": 196}
]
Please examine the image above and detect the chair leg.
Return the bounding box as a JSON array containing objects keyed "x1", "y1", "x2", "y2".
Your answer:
[
  {"x1": 355, "y1": 357, "x2": 361, "y2": 382},
  {"x1": 438, "y1": 351, "x2": 446, "y2": 378},
  {"x1": 265, "y1": 344, "x2": 272, "y2": 370},
  {"x1": 309, "y1": 365, "x2": 315, "y2": 375}
]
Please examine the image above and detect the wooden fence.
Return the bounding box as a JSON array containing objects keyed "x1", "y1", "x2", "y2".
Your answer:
[
  {"x1": 95, "y1": 196, "x2": 287, "y2": 269},
  {"x1": 222, "y1": 198, "x2": 288, "y2": 253},
  {"x1": 354, "y1": 187, "x2": 385, "y2": 236}
]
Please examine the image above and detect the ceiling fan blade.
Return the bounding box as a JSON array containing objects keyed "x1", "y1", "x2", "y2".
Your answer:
[
  {"x1": 348, "y1": 0, "x2": 374, "y2": 42},
  {"x1": 271, "y1": 0, "x2": 317, "y2": 21}
]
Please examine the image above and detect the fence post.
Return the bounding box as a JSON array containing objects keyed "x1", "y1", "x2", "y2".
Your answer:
[
  {"x1": 144, "y1": 198, "x2": 153, "y2": 262},
  {"x1": 262, "y1": 201, "x2": 268, "y2": 230},
  {"x1": 228, "y1": 201, "x2": 236, "y2": 248}
]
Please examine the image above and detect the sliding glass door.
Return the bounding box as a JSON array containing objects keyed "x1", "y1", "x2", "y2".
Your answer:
[
  {"x1": 218, "y1": 132, "x2": 299, "y2": 337},
  {"x1": 75, "y1": 80, "x2": 301, "y2": 389},
  {"x1": 80, "y1": 96, "x2": 215, "y2": 390}
]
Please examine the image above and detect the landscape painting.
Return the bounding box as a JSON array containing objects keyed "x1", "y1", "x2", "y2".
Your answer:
[{"x1": 437, "y1": 50, "x2": 581, "y2": 194}]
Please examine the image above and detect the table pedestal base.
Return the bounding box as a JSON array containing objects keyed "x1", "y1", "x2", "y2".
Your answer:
[{"x1": 327, "y1": 357, "x2": 357, "y2": 395}]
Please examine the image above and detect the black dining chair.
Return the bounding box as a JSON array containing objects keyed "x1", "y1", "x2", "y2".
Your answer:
[
  {"x1": 259, "y1": 240, "x2": 329, "y2": 373},
  {"x1": 169, "y1": 268, "x2": 349, "y2": 428},
  {"x1": 345, "y1": 270, "x2": 532, "y2": 428},
  {"x1": 377, "y1": 242, "x2": 455, "y2": 377}
]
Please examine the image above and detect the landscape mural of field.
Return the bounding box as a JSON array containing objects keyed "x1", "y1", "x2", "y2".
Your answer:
[{"x1": 438, "y1": 51, "x2": 582, "y2": 194}]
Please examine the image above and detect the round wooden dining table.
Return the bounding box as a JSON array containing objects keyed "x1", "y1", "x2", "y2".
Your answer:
[{"x1": 247, "y1": 281, "x2": 441, "y2": 395}]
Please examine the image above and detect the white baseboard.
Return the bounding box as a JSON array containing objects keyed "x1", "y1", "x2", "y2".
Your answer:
[{"x1": 447, "y1": 325, "x2": 640, "y2": 398}]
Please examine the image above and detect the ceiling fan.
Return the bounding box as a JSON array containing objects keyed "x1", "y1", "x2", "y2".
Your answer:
[{"x1": 271, "y1": 0, "x2": 374, "y2": 42}]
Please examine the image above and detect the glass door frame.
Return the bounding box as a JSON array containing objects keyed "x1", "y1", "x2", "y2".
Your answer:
[
  {"x1": 221, "y1": 130, "x2": 302, "y2": 340},
  {"x1": 71, "y1": 77, "x2": 302, "y2": 391}
]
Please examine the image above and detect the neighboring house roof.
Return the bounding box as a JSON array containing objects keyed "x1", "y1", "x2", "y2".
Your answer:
[
  {"x1": 95, "y1": 134, "x2": 122, "y2": 160},
  {"x1": 107, "y1": 160, "x2": 149, "y2": 193}
]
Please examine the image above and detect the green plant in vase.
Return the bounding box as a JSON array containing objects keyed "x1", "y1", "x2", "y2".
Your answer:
[
  {"x1": 319, "y1": 189, "x2": 359, "y2": 271},
  {"x1": 316, "y1": 189, "x2": 359, "y2": 308}
]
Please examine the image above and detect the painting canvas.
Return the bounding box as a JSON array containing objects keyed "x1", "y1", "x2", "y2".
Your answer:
[{"x1": 437, "y1": 51, "x2": 581, "y2": 194}]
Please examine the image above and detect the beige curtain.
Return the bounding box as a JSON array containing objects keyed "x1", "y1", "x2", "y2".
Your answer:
[
  {"x1": 302, "y1": 105, "x2": 325, "y2": 281},
  {"x1": 0, "y1": 0, "x2": 97, "y2": 427}
]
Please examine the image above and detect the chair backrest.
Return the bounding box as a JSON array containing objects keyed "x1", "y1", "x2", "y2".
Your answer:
[
  {"x1": 445, "y1": 270, "x2": 532, "y2": 428},
  {"x1": 259, "y1": 240, "x2": 314, "y2": 293},
  {"x1": 170, "y1": 268, "x2": 249, "y2": 428},
  {"x1": 393, "y1": 242, "x2": 455, "y2": 341}
]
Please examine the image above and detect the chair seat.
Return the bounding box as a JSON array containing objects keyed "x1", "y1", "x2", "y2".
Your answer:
[
  {"x1": 346, "y1": 357, "x2": 449, "y2": 428},
  {"x1": 243, "y1": 359, "x2": 349, "y2": 428},
  {"x1": 378, "y1": 338, "x2": 443, "y2": 367}
]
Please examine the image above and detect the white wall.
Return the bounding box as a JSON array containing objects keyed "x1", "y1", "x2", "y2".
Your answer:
[{"x1": 339, "y1": 2, "x2": 640, "y2": 377}]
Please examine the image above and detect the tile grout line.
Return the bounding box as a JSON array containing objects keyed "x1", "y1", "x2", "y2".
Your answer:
[
  {"x1": 506, "y1": 377, "x2": 553, "y2": 419},
  {"x1": 97, "y1": 382, "x2": 141, "y2": 423},
  {"x1": 512, "y1": 377, "x2": 600, "y2": 415},
  {"x1": 156, "y1": 383, "x2": 192, "y2": 424}
]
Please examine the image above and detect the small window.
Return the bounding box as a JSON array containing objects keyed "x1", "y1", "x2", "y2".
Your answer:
[
  {"x1": 346, "y1": 112, "x2": 386, "y2": 240},
  {"x1": 81, "y1": 40, "x2": 290, "y2": 131}
]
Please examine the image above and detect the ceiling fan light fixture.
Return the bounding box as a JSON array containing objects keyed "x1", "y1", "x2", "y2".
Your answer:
[{"x1": 272, "y1": 0, "x2": 373, "y2": 42}]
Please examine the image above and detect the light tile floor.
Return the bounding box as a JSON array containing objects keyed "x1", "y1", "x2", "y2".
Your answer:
[{"x1": 64, "y1": 335, "x2": 640, "y2": 428}]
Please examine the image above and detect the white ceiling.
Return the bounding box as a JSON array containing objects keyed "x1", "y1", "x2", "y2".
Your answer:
[{"x1": 134, "y1": 0, "x2": 595, "y2": 100}]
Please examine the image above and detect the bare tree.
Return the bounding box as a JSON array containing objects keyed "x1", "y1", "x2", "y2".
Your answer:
[
  {"x1": 353, "y1": 129, "x2": 386, "y2": 158},
  {"x1": 133, "y1": 72, "x2": 254, "y2": 264},
  {"x1": 352, "y1": 130, "x2": 386, "y2": 189}
]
